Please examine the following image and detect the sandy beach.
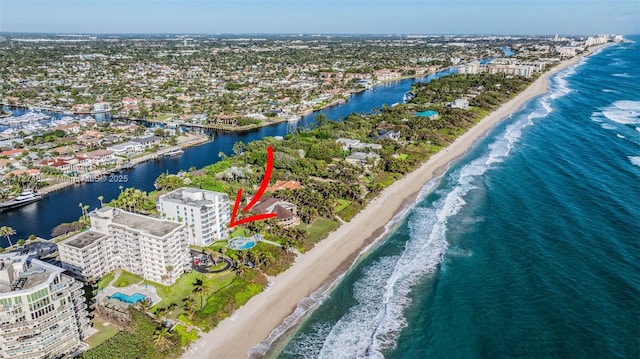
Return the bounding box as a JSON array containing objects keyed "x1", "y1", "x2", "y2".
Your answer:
[{"x1": 184, "y1": 49, "x2": 597, "y2": 359}]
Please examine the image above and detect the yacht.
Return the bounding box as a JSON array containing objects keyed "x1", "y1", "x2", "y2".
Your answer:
[
  {"x1": 163, "y1": 148, "x2": 185, "y2": 157},
  {"x1": 0, "y1": 189, "x2": 43, "y2": 212}
]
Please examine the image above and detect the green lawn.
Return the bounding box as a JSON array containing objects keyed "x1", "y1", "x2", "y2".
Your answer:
[
  {"x1": 334, "y1": 199, "x2": 351, "y2": 213},
  {"x1": 373, "y1": 171, "x2": 398, "y2": 187},
  {"x1": 152, "y1": 113, "x2": 174, "y2": 122},
  {"x1": 338, "y1": 202, "x2": 363, "y2": 222},
  {"x1": 113, "y1": 271, "x2": 144, "y2": 288},
  {"x1": 97, "y1": 272, "x2": 115, "y2": 290},
  {"x1": 209, "y1": 240, "x2": 228, "y2": 250},
  {"x1": 230, "y1": 227, "x2": 249, "y2": 238},
  {"x1": 85, "y1": 316, "x2": 120, "y2": 348},
  {"x1": 307, "y1": 218, "x2": 339, "y2": 244},
  {"x1": 146, "y1": 271, "x2": 236, "y2": 319},
  {"x1": 397, "y1": 153, "x2": 409, "y2": 160}
]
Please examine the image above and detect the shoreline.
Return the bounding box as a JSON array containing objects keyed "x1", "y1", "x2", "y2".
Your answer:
[
  {"x1": 184, "y1": 47, "x2": 602, "y2": 359},
  {"x1": 183, "y1": 47, "x2": 600, "y2": 359},
  {"x1": 35, "y1": 133, "x2": 210, "y2": 196},
  {"x1": 185, "y1": 48, "x2": 600, "y2": 359}
]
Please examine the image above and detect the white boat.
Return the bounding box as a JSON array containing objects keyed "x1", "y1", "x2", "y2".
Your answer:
[
  {"x1": 0, "y1": 189, "x2": 43, "y2": 212},
  {"x1": 163, "y1": 148, "x2": 185, "y2": 157}
]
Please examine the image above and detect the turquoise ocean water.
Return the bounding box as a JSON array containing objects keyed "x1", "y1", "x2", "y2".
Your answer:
[{"x1": 270, "y1": 37, "x2": 640, "y2": 358}]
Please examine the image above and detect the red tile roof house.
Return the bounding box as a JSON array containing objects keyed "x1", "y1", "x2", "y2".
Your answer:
[
  {"x1": 0, "y1": 149, "x2": 25, "y2": 158},
  {"x1": 266, "y1": 180, "x2": 302, "y2": 192},
  {"x1": 251, "y1": 197, "x2": 300, "y2": 227}
]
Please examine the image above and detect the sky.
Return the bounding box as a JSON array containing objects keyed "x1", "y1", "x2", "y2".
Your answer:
[{"x1": 0, "y1": 0, "x2": 638, "y2": 35}]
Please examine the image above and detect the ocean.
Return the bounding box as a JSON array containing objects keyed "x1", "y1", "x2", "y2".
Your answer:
[{"x1": 272, "y1": 38, "x2": 640, "y2": 358}]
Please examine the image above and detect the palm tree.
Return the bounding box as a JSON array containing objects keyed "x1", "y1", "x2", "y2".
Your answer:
[
  {"x1": 153, "y1": 328, "x2": 173, "y2": 352},
  {"x1": 182, "y1": 296, "x2": 197, "y2": 321},
  {"x1": 192, "y1": 278, "x2": 206, "y2": 309},
  {"x1": 78, "y1": 202, "x2": 84, "y2": 222},
  {"x1": 235, "y1": 262, "x2": 250, "y2": 278},
  {"x1": 0, "y1": 226, "x2": 16, "y2": 247},
  {"x1": 97, "y1": 195, "x2": 104, "y2": 207}
]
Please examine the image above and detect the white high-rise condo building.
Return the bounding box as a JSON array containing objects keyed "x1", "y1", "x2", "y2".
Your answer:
[
  {"x1": 58, "y1": 207, "x2": 191, "y2": 285},
  {"x1": 0, "y1": 254, "x2": 90, "y2": 359},
  {"x1": 157, "y1": 188, "x2": 230, "y2": 246}
]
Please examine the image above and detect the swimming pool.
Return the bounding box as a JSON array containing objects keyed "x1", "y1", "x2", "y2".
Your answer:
[
  {"x1": 110, "y1": 292, "x2": 147, "y2": 304},
  {"x1": 227, "y1": 236, "x2": 258, "y2": 250}
]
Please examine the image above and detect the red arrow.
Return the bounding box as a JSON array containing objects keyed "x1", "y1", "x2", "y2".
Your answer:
[{"x1": 229, "y1": 146, "x2": 277, "y2": 228}]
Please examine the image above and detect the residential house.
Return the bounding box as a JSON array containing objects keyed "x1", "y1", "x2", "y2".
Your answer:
[
  {"x1": 131, "y1": 135, "x2": 161, "y2": 150},
  {"x1": 345, "y1": 152, "x2": 381, "y2": 168},
  {"x1": 55, "y1": 123, "x2": 81, "y2": 135},
  {"x1": 450, "y1": 98, "x2": 469, "y2": 109},
  {"x1": 251, "y1": 197, "x2": 300, "y2": 227},
  {"x1": 82, "y1": 149, "x2": 116, "y2": 166},
  {"x1": 266, "y1": 180, "x2": 302, "y2": 192},
  {"x1": 107, "y1": 141, "x2": 143, "y2": 156},
  {"x1": 375, "y1": 130, "x2": 401, "y2": 141}
]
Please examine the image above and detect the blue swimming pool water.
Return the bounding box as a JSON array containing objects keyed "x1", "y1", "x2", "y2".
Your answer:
[
  {"x1": 228, "y1": 238, "x2": 257, "y2": 250},
  {"x1": 110, "y1": 292, "x2": 147, "y2": 304},
  {"x1": 238, "y1": 241, "x2": 256, "y2": 250}
]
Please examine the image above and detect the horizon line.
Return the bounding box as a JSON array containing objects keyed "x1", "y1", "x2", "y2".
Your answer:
[{"x1": 1, "y1": 31, "x2": 632, "y2": 37}]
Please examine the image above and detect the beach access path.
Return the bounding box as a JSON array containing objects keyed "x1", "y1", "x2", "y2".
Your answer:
[{"x1": 184, "y1": 48, "x2": 601, "y2": 359}]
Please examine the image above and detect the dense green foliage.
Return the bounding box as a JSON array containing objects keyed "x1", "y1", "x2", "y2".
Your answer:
[{"x1": 82, "y1": 310, "x2": 182, "y2": 359}]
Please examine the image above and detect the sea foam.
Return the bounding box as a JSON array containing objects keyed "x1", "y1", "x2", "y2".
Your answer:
[
  {"x1": 601, "y1": 100, "x2": 640, "y2": 125},
  {"x1": 629, "y1": 156, "x2": 640, "y2": 168},
  {"x1": 271, "y1": 62, "x2": 584, "y2": 358}
]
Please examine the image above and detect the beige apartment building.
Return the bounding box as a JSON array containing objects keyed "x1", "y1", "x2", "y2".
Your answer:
[
  {"x1": 0, "y1": 254, "x2": 90, "y2": 359},
  {"x1": 157, "y1": 188, "x2": 230, "y2": 246},
  {"x1": 58, "y1": 206, "x2": 190, "y2": 285}
]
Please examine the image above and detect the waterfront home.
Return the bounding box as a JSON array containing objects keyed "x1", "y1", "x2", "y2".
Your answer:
[
  {"x1": 40, "y1": 158, "x2": 72, "y2": 172},
  {"x1": 131, "y1": 135, "x2": 161, "y2": 150},
  {"x1": 375, "y1": 129, "x2": 401, "y2": 142},
  {"x1": 82, "y1": 149, "x2": 116, "y2": 165},
  {"x1": 0, "y1": 149, "x2": 24, "y2": 158},
  {"x1": 336, "y1": 138, "x2": 361, "y2": 150},
  {"x1": 266, "y1": 180, "x2": 302, "y2": 192},
  {"x1": 55, "y1": 123, "x2": 82, "y2": 134},
  {"x1": 345, "y1": 152, "x2": 381, "y2": 168},
  {"x1": 251, "y1": 197, "x2": 300, "y2": 227},
  {"x1": 450, "y1": 98, "x2": 470, "y2": 109},
  {"x1": 107, "y1": 141, "x2": 143, "y2": 155},
  {"x1": 3, "y1": 168, "x2": 41, "y2": 179}
]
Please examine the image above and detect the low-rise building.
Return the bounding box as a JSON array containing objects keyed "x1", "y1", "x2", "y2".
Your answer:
[
  {"x1": 157, "y1": 188, "x2": 230, "y2": 246},
  {"x1": 107, "y1": 141, "x2": 143, "y2": 155},
  {"x1": 131, "y1": 135, "x2": 161, "y2": 150},
  {"x1": 58, "y1": 207, "x2": 190, "y2": 285},
  {"x1": 345, "y1": 152, "x2": 381, "y2": 168},
  {"x1": 0, "y1": 254, "x2": 90, "y2": 359},
  {"x1": 450, "y1": 98, "x2": 469, "y2": 109},
  {"x1": 252, "y1": 197, "x2": 299, "y2": 227}
]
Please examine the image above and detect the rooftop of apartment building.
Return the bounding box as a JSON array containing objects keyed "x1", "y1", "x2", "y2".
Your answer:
[
  {"x1": 62, "y1": 230, "x2": 108, "y2": 249},
  {"x1": 0, "y1": 254, "x2": 62, "y2": 295},
  {"x1": 93, "y1": 206, "x2": 183, "y2": 238},
  {"x1": 159, "y1": 187, "x2": 229, "y2": 207}
]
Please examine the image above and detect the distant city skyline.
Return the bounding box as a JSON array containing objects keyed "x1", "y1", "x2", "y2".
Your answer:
[{"x1": 0, "y1": 0, "x2": 638, "y2": 35}]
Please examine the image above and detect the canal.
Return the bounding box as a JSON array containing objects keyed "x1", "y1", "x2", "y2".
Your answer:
[{"x1": 1, "y1": 67, "x2": 458, "y2": 244}]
